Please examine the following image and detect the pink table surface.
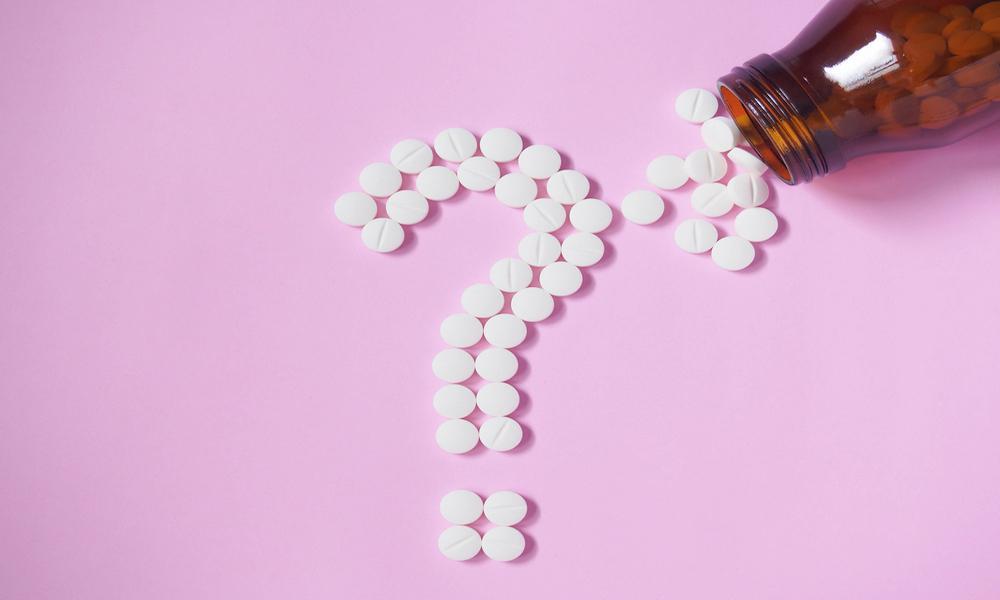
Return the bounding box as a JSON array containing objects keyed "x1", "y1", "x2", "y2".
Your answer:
[{"x1": 3, "y1": 1, "x2": 1000, "y2": 598}]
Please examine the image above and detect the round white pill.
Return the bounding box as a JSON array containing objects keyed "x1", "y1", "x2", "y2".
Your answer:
[
  {"x1": 481, "y1": 526, "x2": 525, "y2": 561},
  {"x1": 621, "y1": 190, "x2": 665, "y2": 225},
  {"x1": 569, "y1": 198, "x2": 613, "y2": 233},
  {"x1": 510, "y1": 287, "x2": 555, "y2": 322},
  {"x1": 727, "y1": 172, "x2": 770, "y2": 208},
  {"x1": 483, "y1": 314, "x2": 527, "y2": 349},
  {"x1": 358, "y1": 162, "x2": 402, "y2": 198},
  {"x1": 646, "y1": 155, "x2": 689, "y2": 190},
  {"x1": 539, "y1": 261, "x2": 583, "y2": 296},
  {"x1": 333, "y1": 192, "x2": 376, "y2": 227},
  {"x1": 461, "y1": 283, "x2": 504, "y2": 318},
  {"x1": 416, "y1": 166, "x2": 460, "y2": 201},
  {"x1": 675, "y1": 88, "x2": 719, "y2": 123},
  {"x1": 476, "y1": 382, "x2": 520, "y2": 417},
  {"x1": 479, "y1": 128, "x2": 523, "y2": 163},
  {"x1": 385, "y1": 190, "x2": 429, "y2": 225},
  {"x1": 728, "y1": 147, "x2": 769, "y2": 175},
  {"x1": 433, "y1": 384, "x2": 477, "y2": 419},
  {"x1": 440, "y1": 490, "x2": 484, "y2": 525},
  {"x1": 523, "y1": 198, "x2": 567, "y2": 233},
  {"x1": 432, "y1": 348, "x2": 475, "y2": 383},
  {"x1": 435, "y1": 419, "x2": 480, "y2": 454},
  {"x1": 479, "y1": 416, "x2": 523, "y2": 452},
  {"x1": 518, "y1": 232, "x2": 562, "y2": 267},
  {"x1": 489, "y1": 258, "x2": 533, "y2": 293},
  {"x1": 518, "y1": 145, "x2": 561, "y2": 179},
  {"x1": 483, "y1": 491, "x2": 528, "y2": 526},
  {"x1": 457, "y1": 156, "x2": 501, "y2": 192},
  {"x1": 690, "y1": 183, "x2": 734, "y2": 218},
  {"x1": 475, "y1": 347, "x2": 518, "y2": 382},
  {"x1": 674, "y1": 218, "x2": 719, "y2": 254},
  {"x1": 685, "y1": 148, "x2": 728, "y2": 184},
  {"x1": 438, "y1": 525, "x2": 482, "y2": 561},
  {"x1": 734, "y1": 207, "x2": 778, "y2": 242},
  {"x1": 494, "y1": 172, "x2": 538, "y2": 208},
  {"x1": 546, "y1": 170, "x2": 590, "y2": 205},
  {"x1": 712, "y1": 236, "x2": 756, "y2": 271},
  {"x1": 560, "y1": 232, "x2": 605, "y2": 267},
  {"x1": 360, "y1": 218, "x2": 405, "y2": 253},
  {"x1": 440, "y1": 313, "x2": 483, "y2": 348},
  {"x1": 389, "y1": 138, "x2": 433, "y2": 174},
  {"x1": 433, "y1": 128, "x2": 477, "y2": 163},
  {"x1": 700, "y1": 116, "x2": 743, "y2": 152}
]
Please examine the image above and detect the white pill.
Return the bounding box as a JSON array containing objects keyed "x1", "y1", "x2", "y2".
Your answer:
[
  {"x1": 389, "y1": 138, "x2": 433, "y2": 174},
  {"x1": 432, "y1": 348, "x2": 475, "y2": 383},
  {"x1": 435, "y1": 419, "x2": 480, "y2": 454},
  {"x1": 518, "y1": 145, "x2": 561, "y2": 179},
  {"x1": 475, "y1": 347, "x2": 518, "y2": 382},
  {"x1": 440, "y1": 313, "x2": 483, "y2": 348},
  {"x1": 690, "y1": 183, "x2": 734, "y2": 218},
  {"x1": 700, "y1": 116, "x2": 743, "y2": 152},
  {"x1": 476, "y1": 382, "x2": 520, "y2": 417},
  {"x1": 483, "y1": 314, "x2": 527, "y2": 349},
  {"x1": 621, "y1": 190, "x2": 665, "y2": 225},
  {"x1": 569, "y1": 198, "x2": 613, "y2": 233},
  {"x1": 728, "y1": 147, "x2": 769, "y2": 175},
  {"x1": 480, "y1": 128, "x2": 523, "y2": 163},
  {"x1": 523, "y1": 198, "x2": 567, "y2": 233},
  {"x1": 360, "y1": 218, "x2": 405, "y2": 253},
  {"x1": 495, "y1": 172, "x2": 538, "y2": 208},
  {"x1": 646, "y1": 154, "x2": 689, "y2": 190},
  {"x1": 560, "y1": 232, "x2": 605, "y2": 267},
  {"x1": 510, "y1": 287, "x2": 555, "y2": 322},
  {"x1": 483, "y1": 491, "x2": 528, "y2": 526},
  {"x1": 440, "y1": 490, "x2": 484, "y2": 525},
  {"x1": 438, "y1": 525, "x2": 482, "y2": 561},
  {"x1": 461, "y1": 283, "x2": 504, "y2": 318},
  {"x1": 711, "y1": 236, "x2": 756, "y2": 271},
  {"x1": 539, "y1": 261, "x2": 583, "y2": 297},
  {"x1": 675, "y1": 88, "x2": 719, "y2": 123},
  {"x1": 685, "y1": 148, "x2": 728, "y2": 183},
  {"x1": 727, "y1": 172, "x2": 770, "y2": 208},
  {"x1": 457, "y1": 156, "x2": 501, "y2": 191},
  {"x1": 385, "y1": 190, "x2": 429, "y2": 225},
  {"x1": 416, "y1": 166, "x2": 460, "y2": 201},
  {"x1": 734, "y1": 207, "x2": 779, "y2": 242},
  {"x1": 478, "y1": 416, "x2": 523, "y2": 451},
  {"x1": 481, "y1": 526, "x2": 525, "y2": 561},
  {"x1": 518, "y1": 232, "x2": 562, "y2": 267},
  {"x1": 546, "y1": 170, "x2": 590, "y2": 205},
  {"x1": 674, "y1": 218, "x2": 719, "y2": 254},
  {"x1": 489, "y1": 258, "x2": 533, "y2": 293},
  {"x1": 433, "y1": 127, "x2": 477, "y2": 163},
  {"x1": 358, "y1": 162, "x2": 402, "y2": 198},
  {"x1": 433, "y1": 384, "x2": 477, "y2": 419},
  {"x1": 334, "y1": 192, "x2": 376, "y2": 227}
]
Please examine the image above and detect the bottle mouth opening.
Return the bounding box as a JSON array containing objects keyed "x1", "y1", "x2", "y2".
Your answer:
[{"x1": 718, "y1": 84, "x2": 794, "y2": 184}]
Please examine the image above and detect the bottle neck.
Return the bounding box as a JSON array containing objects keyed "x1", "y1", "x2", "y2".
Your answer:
[{"x1": 719, "y1": 54, "x2": 843, "y2": 185}]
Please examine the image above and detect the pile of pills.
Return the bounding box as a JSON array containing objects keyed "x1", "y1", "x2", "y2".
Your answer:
[
  {"x1": 619, "y1": 87, "x2": 782, "y2": 271},
  {"x1": 438, "y1": 490, "x2": 529, "y2": 562}
]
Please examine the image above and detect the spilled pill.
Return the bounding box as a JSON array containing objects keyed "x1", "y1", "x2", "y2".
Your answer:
[
  {"x1": 432, "y1": 348, "x2": 476, "y2": 383},
  {"x1": 481, "y1": 526, "x2": 525, "y2": 561},
  {"x1": 518, "y1": 232, "x2": 562, "y2": 267},
  {"x1": 646, "y1": 154, "x2": 689, "y2": 190},
  {"x1": 438, "y1": 525, "x2": 482, "y2": 561},
  {"x1": 523, "y1": 198, "x2": 567, "y2": 232},
  {"x1": 483, "y1": 491, "x2": 527, "y2": 526},
  {"x1": 560, "y1": 232, "x2": 605, "y2": 267},
  {"x1": 483, "y1": 314, "x2": 528, "y2": 349},
  {"x1": 539, "y1": 261, "x2": 583, "y2": 296},
  {"x1": 685, "y1": 148, "x2": 728, "y2": 183},
  {"x1": 389, "y1": 138, "x2": 433, "y2": 174},
  {"x1": 510, "y1": 287, "x2": 555, "y2": 322},
  {"x1": 734, "y1": 207, "x2": 779, "y2": 242},
  {"x1": 435, "y1": 419, "x2": 480, "y2": 454},
  {"x1": 622, "y1": 190, "x2": 665, "y2": 225},
  {"x1": 440, "y1": 313, "x2": 483, "y2": 348},
  {"x1": 385, "y1": 190, "x2": 429, "y2": 225},
  {"x1": 476, "y1": 382, "x2": 520, "y2": 417},
  {"x1": 674, "y1": 218, "x2": 718, "y2": 254},
  {"x1": 489, "y1": 258, "x2": 534, "y2": 293},
  {"x1": 334, "y1": 191, "x2": 376, "y2": 227},
  {"x1": 546, "y1": 170, "x2": 590, "y2": 204},
  {"x1": 416, "y1": 166, "x2": 460, "y2": 201},
  {"x1": 495, "y1": 172, "x2": 538, "y2": 208},
  {"x1": 479, "y1": 416, "x2": 523, "y2": 451},
  {"x1": 475, "y1": 347, "x2": 519, "y2": 382},
  {"x1": 727, "y1": 172, "x2": 770, "y2": 208},
  {"x1": 691, "y1": 183, "x2": 734, "y2": 217},
  {"x1": 700, "y1": 116, "x2": 743, "y2": 152},
  {"x1": 480, "y1": 128, "x2": 523, "y2": 163},
  {"x1": 458, "y1": 156, "x2": 501, "y2": 191},
  {"x1": 440, "y1": 490, "x2": 484, "y2": 525},
  {"x1": 434, "y1": 128, "x2": 478, "y2": 163},
  {"x1": 675, "y1": 88, "x2": 720, "y2": 123},
  {"x1": 711, "y1": 236, "x2": 756, "y2": 271},
  {"x1": 728, "y1": 147, "x2": 769, "y2": 175},
  {"x1": 461, "y1": 283, "x2": 505, "y2": 318},
  {"x1": 569, "y1": 198, "x2": 613, "y2": 233},
  {"x1": 518, "y1": 145, "x2": 562, "y2": 179},
  {"x1": 360, "y1": 218, "x2": 405, "y2": 253},
  {"x1": 359, "y1": 162, "x2": 403, "y2": 197},
  {"x1": 433, "y1": 384, "x2": 477, "y2": 419}
]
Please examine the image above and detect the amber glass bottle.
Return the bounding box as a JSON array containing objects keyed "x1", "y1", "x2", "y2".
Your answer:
[{"x1": 718, "y1": 0, "x2": 1000, "y2": 184}]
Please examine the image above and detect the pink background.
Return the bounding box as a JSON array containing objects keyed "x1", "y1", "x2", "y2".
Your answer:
[{"x1": 3, "y1": 0, "x2": 1000, "y2": 598}]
